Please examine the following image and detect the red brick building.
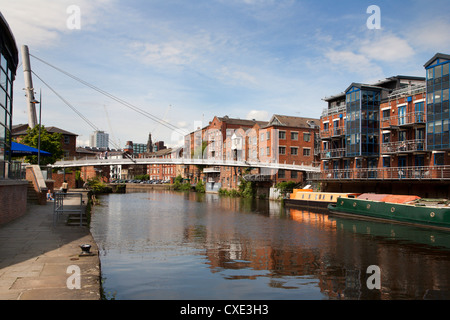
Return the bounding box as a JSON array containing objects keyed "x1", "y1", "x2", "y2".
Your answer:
[
  {"x1": 183, "y1": 114, "x2": 320, "y2": 191},
  {"x1": 11, "y1": 124, "x2": 78, "y2": 159}
]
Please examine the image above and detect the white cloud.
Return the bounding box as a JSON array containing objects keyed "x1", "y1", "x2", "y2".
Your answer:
[
  {"x1": 0, "y1": 0, "x2": 114, "y2": 47},
  {"x1": 325, "y1": 49, "x2": 384, "y2": 82},
  {"x1": 359, "y1": 33, "x2": 415, "y2": 63},
  {"x1": 406, "y1": 19, "x2": 450, "y2": 53},
  {"x1": 246, "y1": 110, "x2": 269, "y2": 121},
  {"x1": 215, "y1": 66, "x2": 259, "y2": 87}
]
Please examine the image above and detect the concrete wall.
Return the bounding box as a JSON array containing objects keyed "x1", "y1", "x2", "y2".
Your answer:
[{"x1": 0, "y1": 181, "x2": 28, "y2": 226}]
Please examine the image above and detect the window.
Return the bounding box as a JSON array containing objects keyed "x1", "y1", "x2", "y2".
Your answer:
[
  {"x1": 382, "y1": 109, "x2": 390, "y2": 119},
  {"x1": 444, "y1": 89, "x2": 449, "y2": 102},
  {"x1": 278, "y1": 170, "x2": 285, "y2": 178},
  {"x1": 303, "y1": 148, "x2": 311, "y2": 156},
  {"x1": 435, "y1": 152, "x2": 445, "y2": 165},
  {"x1": 291, "y1": 171, "x2": 298, "y2": 179},
  {"x1": 383, "y1": 157, "x2": 390, "y2": 167},
  {"x1": 64, "y1": 135, "x2": 70, "y2": 145},
  {"x1": 303, "y1": 132, "x2": 311, "y2": 142},
  {"x1": 266, "y1": 131, "x2": 270, "y2": 140},
  {"x1": 291, "y1": 147, "x2": 298, "y2": 155},
  {"x1": 435, "y1": 65, "x2": 442, "y2": 78},
  {"x1": 260, "y1": 133, "x2": 264, "y2": 141},
  {"x1": 266, "y1": 147, "x2": 270, "y2": 156},
  {"x1": 279, "y1": 131, "x2": 286, "y2": 139},
  {"x1": 291, "y1": 132, "x2": 298, "y2": 140},
  {"x1": 279, "y1": 146, "x2": 286, "y2": 155},
  {"x1": 444, "y1": 63, "x2": 449, "y2": 76},
  {"x1": 428, "y1": 67, "x2": 434, "y2": 80}
]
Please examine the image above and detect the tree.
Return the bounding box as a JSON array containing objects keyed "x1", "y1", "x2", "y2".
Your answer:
[{"x1": 19, "y1": 125, "x2": 64, "y2": 166}]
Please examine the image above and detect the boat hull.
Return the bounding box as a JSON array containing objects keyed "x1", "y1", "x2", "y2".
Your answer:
[
  {"x1": 328, "y1": 197, "x2": 450, "y2": 231},
  {"x1": 284, "y1": 199, "x2": 330, "y2": 210}
]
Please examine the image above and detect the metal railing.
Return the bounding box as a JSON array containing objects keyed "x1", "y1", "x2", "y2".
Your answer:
[
  {"x1": 381, "y1": 139, "x2": 425, "y2": 154},
  {"x1": 53, "y1": 192, "x2": 84, "y2": 227},
  {"x1": 320, "y1": 148, "x2": 346, "y2": 159},
  {"x1": 381, "y1": 111, "x2": 426, "y2": 128},
  {"x1": 310, "y1": 165, "x2": 450, "y2": 181},
  {"x1": 320, "y1": 127, "x2": 346, "y2": 139}
]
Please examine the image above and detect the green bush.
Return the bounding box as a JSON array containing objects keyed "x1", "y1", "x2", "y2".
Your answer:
[
  {"x1": 86, "y1": 178, "x2": 112, "y2": 194},
  {"x1": 195, "y1": 180, "x2": 206, "y2": 193}
]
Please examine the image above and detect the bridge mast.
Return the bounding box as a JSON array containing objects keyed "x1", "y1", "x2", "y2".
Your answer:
[{"x1": 21, "y1": 45, "x2": 38, "y2": 128}]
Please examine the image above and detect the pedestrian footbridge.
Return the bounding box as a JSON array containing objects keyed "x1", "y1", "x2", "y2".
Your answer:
[{"x1": 51, "y1": 158, "x2": 321, "y2": 173}]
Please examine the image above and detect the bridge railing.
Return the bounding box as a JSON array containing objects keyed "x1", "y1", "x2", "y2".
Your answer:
[{"x1": 52, "y1": 157, "x2": 322, "y2": 172}]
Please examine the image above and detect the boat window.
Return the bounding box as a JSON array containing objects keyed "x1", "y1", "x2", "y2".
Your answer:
[
  {"x1": 315, "y1": 195, "x2": 318, "y2": 200},
  {"x1": 330, "y1": 196, "x2": 333, "y2": 200},
  {"x1": 308, "y1": 195, "x2": 311, "y2": 199},
  {"x1": 302, "y1": 194, "x2": 304, "y2": 199}
]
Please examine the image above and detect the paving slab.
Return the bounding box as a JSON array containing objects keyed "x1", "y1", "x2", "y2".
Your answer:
[{"x1": 0, "y1": 191, "x2": 101, "y2": 300}]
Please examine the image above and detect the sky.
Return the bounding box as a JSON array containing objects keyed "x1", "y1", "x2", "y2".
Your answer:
[{"x1": 1, "y1": 0, "x2": 450, "y2": 148}]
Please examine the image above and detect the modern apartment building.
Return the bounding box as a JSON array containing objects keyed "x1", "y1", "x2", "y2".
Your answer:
[
  {"x1": 316, "y1": 53, "x2": 450, "y2": 198},
  {"x1": 90, "y1": 130, "x2": 109, "y2": 149},
  {"x1": 0, "y1": 13, "x2": 19, "y2": 179}
]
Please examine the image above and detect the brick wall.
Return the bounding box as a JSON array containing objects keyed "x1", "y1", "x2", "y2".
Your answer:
[{"x1": 0, "y1": 182, "x2": 28, "y2": 226}]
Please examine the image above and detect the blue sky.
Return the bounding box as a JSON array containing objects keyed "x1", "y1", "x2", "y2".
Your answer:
[{"x1": 1, "y1": 0, "x2": 450, "y2": 148}]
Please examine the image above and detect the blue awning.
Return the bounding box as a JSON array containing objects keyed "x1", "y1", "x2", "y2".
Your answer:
[{"x1": 10, "y1": 142, "x2": 51, "y2": 156}]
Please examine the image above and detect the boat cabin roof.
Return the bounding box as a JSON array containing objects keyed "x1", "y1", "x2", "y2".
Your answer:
[{"x1": 357, "y1": 193, "x2": 421, "y2": 204}]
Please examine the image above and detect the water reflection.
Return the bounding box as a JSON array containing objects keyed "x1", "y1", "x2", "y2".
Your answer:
[{"x1": 90, "y1": 190, "x2": 450, "y2": 300}]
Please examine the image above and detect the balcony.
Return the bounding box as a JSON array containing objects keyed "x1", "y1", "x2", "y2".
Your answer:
[
  {"x1": 320, "y1": 148, "x2": 346, "y2": 159},
  {"x1": 310, "y1": 165, "x2": 450, "y2": 181},
  {"x1": 381, "y1": 111, "x2": 426, "y2": 129},
  {"x1": 204, "y1": 167, "x2": 221, "y2": 174},
  {"x1": 320, "y1": 126, "x2": 345, "y2": 140},
  {"x1": 381, "y1": 139, "x2": 426, "y2": 154}
]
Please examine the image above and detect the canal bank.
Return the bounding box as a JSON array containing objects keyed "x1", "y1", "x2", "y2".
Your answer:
[{"x1": 0, "y1": 190, "x2": 101, "y2": 300}]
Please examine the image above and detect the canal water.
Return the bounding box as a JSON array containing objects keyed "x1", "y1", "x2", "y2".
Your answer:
[{"x1": 90, "y1": 190, "x2": 450, "y2": 300}]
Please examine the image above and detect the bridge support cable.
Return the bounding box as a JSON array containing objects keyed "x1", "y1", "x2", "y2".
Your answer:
[
  {"x1": 29, "y1": 54, "x2": 188, "y2": 137},
  {"x1": 31, "y1": 70, "x2": 136, "y2": 163}
]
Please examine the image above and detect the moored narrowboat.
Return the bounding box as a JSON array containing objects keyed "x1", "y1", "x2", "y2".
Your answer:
[
  {"x1": 284, "y1": 189, "x2": 360, "y2": 210},
  {"x1": 328, "y1": 193, "x2": 450, "y2": 231}
]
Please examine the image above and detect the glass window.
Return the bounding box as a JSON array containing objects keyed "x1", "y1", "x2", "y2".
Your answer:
[
  {"x1": 0, "y1": 87, "x2": 6, "y2": 109},
  {"x1": 427, "y1": 92, "x2": 434, "y2": 105},
  {"x1": 435, "y1": 121, "x2": 442, "y2": 134},
  {"x1": 266, "y1": 132, "x2": 270, "y2": 140},
  {"x1": 435, "y1": 153, "x2": 445, "y2": 165},
  {"x1": 0, "y1": 69, "x2": 6, "y2": 90},
  {"x1": 0, "y1": 54, "x2": 6, "y2": 72},
  {"x1": 435, "y1": 65, "x2": 442, "y2": 78},
  {"x1": 291, "y1": 147, "x2": 298, "y2": 155},
  {"x1": 279, "y1": 146, "x2": 286, "y2": 155},
  {"x1": 435, "y1": 91, "x2": 442, "y2": 104},
  {"x1": 444, "y1": 63, "x2": 450, "y2": 76},
  {"x1": 303, "y1": 148, "x2": 311, "y2": 156},
  {"x1": 279, "y1": 131, "x2": 286, "y2": 139},
  {"x1": 428, "y1": 68, "x2": 434, "y2": 80},
  {"x1": 443, "y1": 89, "x2": 449, "y2": 102},
  {"x1": 291, "y1": 132, "x2": 298, "y2": 140},
  {"x1": 444, "y1": 119, "x2": 449, "y2": 132},
  {"x1": 303, "y1": 132, "x2": 311, "y2": 142}
]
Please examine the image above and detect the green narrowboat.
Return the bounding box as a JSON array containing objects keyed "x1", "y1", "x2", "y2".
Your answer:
[{"x1": 328, "y1": 193, "x2": 450, "y2": 231}]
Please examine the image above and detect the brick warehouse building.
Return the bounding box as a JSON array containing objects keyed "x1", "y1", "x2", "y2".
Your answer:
[
  {"x1": 183, "y1": 114, "x2": 320, "y2": 192},
  {"x1": 315, "y1": 52, "x2": 450, "y2": 198}
]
